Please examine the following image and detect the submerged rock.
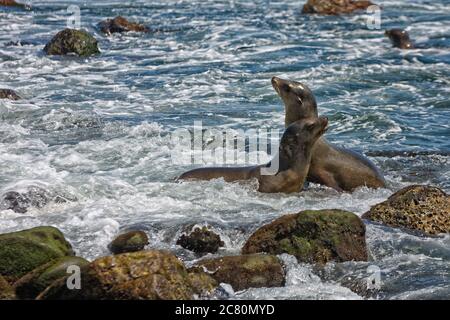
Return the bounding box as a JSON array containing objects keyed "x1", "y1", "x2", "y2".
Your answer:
[
  {"x1": 302, "y1": 0, "x2": 374, "y2": 15},
  {"x1": 0, "y1": 88, "x2": 21, "y2": 100},
  {"x1": 37, "y1": 250, "x2": 217, "y2": 300},
  {"x1": 190, "y1": 254, "x2": 285, "y2": 291},
  {"x1": 177, "y1": 226, "x2": 224, "y2": 255},
  {"x1": 14, "y1": 256, "x2": 89, "y2": 300},
  {"x1": 0, "y1": 226, "x2": 74, "y2": 282},
  {"x1": 108, "y1": 230, "x2": 149, "y2": 254},
  {"x1": 242, "y1": 210, "x2": 368, "y2": 264},
  {"x1": 44, "y1": 29, "x2": 100, "y2": 57},
  {"x1": 0, "y1": 274, "x2": 15, "y2": 300},
  {"x1": 362, "y1": 185, "x2": 450, "y2": 235},
  {"x1": 98, "y1": 16, "x2": 149, "y2": 35}
]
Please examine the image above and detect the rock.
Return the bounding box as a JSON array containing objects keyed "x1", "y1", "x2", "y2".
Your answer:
[
  {"x1": 0, "y1": 226, "x2": 74, "y2": 282},
  {"x1": 362, "y1": 185, "x2": 450, "y2": 235},
  {"x1": 14, "y1": 256, "x2": 89, "y2": 300},
  {"x1": 0, "y1": 88, "x2": 21, "y2": 100},
  {"x1": 0, "y1": 187, "x2": 75, "y2": 213},
  {"x1": 0, "y1": 274, "x2": 15, "y2": 300},
  {"x1": 242, "y1": 209, "x2": 368, "y2": 264},
  {"x1": 0, "y1": 0, "x2": 29, "y2": 8},
  {"x1": 37, "y1": 250, "x2": 217, "y2": 300},
  {"x1": 43, "y1": 29, "x2": 100, "y2": 57},
  {"x1": 190, "y1": 254, "x2": 285, "y2": 291},
  {"x1": 98, "y1": 16, "x2": 149, "y2": 35},
  {"x1": 302, "y1": 0, "x2": 374, "y2": 15},
  {"x1": 108, "y1": 231, "x2": 149, "y2": 254},
  {"x1": 177, "y1": 226, "x2": 224, "y2": 255}
]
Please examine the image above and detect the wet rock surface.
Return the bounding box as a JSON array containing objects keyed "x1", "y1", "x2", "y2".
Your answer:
[
  {"x1": 302, "y1": 0, "x2": 374, "y2": 15},
  {"x1": 242, "y1": 209, "x2": 368, "y2": 264},
  {"x1": 14, "y1": 256, "x2": 89, "y2": 300},
  {"x1": 177, "y1": 226, "x2": 224, "y2": 255},
  {"x1": 43, "y1": 29, "x2": 100, "y2": 57},
  {"x1": 98, "y1": 16, "x2": 149, "y2": 35},
  {"x1": 37, "y1": 250, "x2": 217, "y2": 300},
  {"x1": 190, "y1": 254, "x2": 285, "y2": 291},
  {"x1": 0, "y1": 88, "x2": 21, "y2": 100},
  {"x1": 362, "y1": 185, "x2": 450, "y2": 235},
  {"x1": 108, "y1": 230, "x2": 149, "y2": 254},
  {"x1": 0, "y1": 226, "x2": 74, "y2": 282}
]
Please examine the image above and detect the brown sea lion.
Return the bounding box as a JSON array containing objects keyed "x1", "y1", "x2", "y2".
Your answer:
[
  {"x1": 272, "y1": 77, "x2": 386, "y2": 192},
  {"x1": 385, "y1": 29, "x2": 414, "y2": 49},
  {"x1": 178, "y1": 117, "x2": 329, "y2": 193}
]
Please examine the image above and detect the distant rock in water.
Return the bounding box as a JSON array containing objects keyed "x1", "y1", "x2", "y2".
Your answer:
[
  {"x1": 242, "y1": 209, "x2": 368, "y2": 264},
  {"x1": 108, "y1": 230, "x2": 149, "y2": 254},
  {"x1": 190, "y1": 254, "x2": 285, "y2": 291},
  {"x1": 0, "y1": 186, "x2": 75, "y2": 213},
  {"x1": 385, "y1": 29, "x2": 414, "y2": 49},
  {"x1": 0, "y1": 0, "x2": 29, "y2": 9},
  {"x1": 302, "y1": 0, "x2": 375, "y2": 15},
  {"x1": 43, "y1": 29, "x2": 100, "y2": 57},
  {"x1": 37, "y1": 250, "x2": 217, "y2": 300},
  {"x1": 362, "y1": 185, "x2": 450, "y2": 235},
  {"x1": 98, "y1": 16, "x2": 150, "y2": 35},
  {"x1": 177, "y1": 226, "x2": 224, "y2": 255},
  {"x1": 0, "y1": 226, "x2": 74, "y2": 282},
  {"x1": 0, "y1": 88, "x2": 21, "y2": 100}
]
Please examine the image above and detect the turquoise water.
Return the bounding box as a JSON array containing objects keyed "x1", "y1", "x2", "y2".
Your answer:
[{"x1": 0, "y1": 0, "x2": 449, "y2": 299}]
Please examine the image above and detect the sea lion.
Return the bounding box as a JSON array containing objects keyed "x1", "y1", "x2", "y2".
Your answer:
[
  {"x1": 178, "y1": 117, "x2": 329, "y2": 193},
  {"x1": 272, "y1": 77, "x2": 386, "y2": 192},
  {"x1": 385, "y1": 29, "x2": 414, "y2": 49}
]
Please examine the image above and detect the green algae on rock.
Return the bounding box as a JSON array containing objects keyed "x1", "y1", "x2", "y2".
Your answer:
[
  {"x1": 108, "y1": 230, "x2": 149, "y2": 254},
  {"x1": 362, "y1": 185, "x2": 450, "y2": 235},
  {"x1": 0, "y1": 226, "x2": 74, "y2": 282},
  {"x1": 14, "y1": 256, "x2": 89, "y2": 300},
  {"x1": 242, "y1": 209, "x2": 368, "y2": 264},
  {"x1": 43, "y1": 29, "x2": 100, "y2": 57},
  {"x1": 190, "y1": 254, "x2": 285, "y2": 291},
  {"x1": 37, "y1": 250, "x2": 217, "y2": 300}
]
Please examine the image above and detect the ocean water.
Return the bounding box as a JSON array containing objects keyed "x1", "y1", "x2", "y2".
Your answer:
[{"x1": 0, "y1": 0, "x2": 449, "y2": 300}]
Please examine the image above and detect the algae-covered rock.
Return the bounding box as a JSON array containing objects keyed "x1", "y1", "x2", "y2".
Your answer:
[
  {"x1": 362, "y1": 185, "x2": 450, "y2": 235},
  {"x1": 242, "y1": 209, "x2": 368, "y2": 264},
  {"x1": 37, "y1": 250, "x2": 217, "y2": 300},
  {"x1": 0, "y1": 226, "x2": 74, "y2": 282},
  {"x1": 0, "y1": 274, "x2": 15, "y2": 300},
  {"x1": 177, "y1": 226, "x2": 224, "y2": 255},
  {"x1": 14, "y1": 256, "x2": 89, "y2": 299},
  {"x1": 108, "y1": 230, "x2": 149, "y2": 254},
  {"x1": 191, "y1": 254, "x2": 285, "y2": 291},
  {"x1": 0, "y1": 88, "x2": 21, "y2": 100},
  {"x1": 44, "y1": 29, "x2": 100, "y2": 57},
  {"x1": 302, "y1": 0, "x2": 374, "y2": 15},
  {"x1": 98, "y1": 16, "x2": 149, "y2": 35}
]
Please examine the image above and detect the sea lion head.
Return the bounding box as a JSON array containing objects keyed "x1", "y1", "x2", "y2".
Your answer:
[
  {"x1": 271, "y1": 77, "x2": 318, "y2": 127},
  {"x1": 279, "y1": 116, "x2": 328, "y2": 163},
  {"x1": 385, "y1": 29, "x2": 413, "y2": 49}
]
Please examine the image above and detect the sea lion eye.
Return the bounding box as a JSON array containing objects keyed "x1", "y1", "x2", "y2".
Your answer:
[{"x1": 282, "y1": 84, "x2": 290, "y2": 92}]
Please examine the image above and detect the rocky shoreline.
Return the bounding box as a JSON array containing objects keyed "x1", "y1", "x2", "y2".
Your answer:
[{"x1": 0, "y1": 184, "x2": 448, "y2": 300}]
